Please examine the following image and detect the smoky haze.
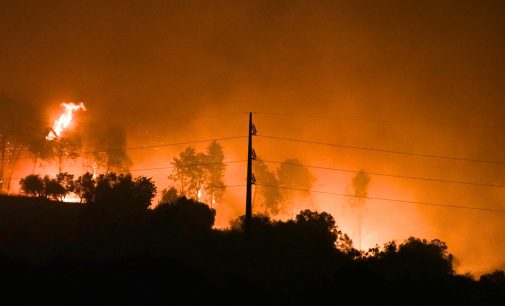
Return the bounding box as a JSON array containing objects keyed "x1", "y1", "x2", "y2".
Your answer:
[{"x1": 1, "y1": 0, "x2": 504, "y2": 275}]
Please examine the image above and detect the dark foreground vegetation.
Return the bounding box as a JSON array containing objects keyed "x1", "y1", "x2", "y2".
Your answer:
[{"x1": 0, "y1": 195, "x2": 503, "y2": 306}]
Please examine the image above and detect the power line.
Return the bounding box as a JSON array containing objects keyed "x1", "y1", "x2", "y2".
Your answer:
[
  {"x1": 0, "y1": 136, "x2": 247, "y2": 162},
  {"x1": 1, "y1": 112, "x2": 249, "y2": 134},
  {"x1": 255, "y1": 184, "x2": 505, "y2": 214},
  {"x1": 256, "y1": 134, "x2": 505, "y2": 166},
  {"x1": 2, "y1": 160, "x2": 248, "y2": 181},
  {"x1": 259, "y1": 159, "x2": 505, "y2": 189},
  {"x1": 134, "y1": 111, "x2": 249, "y2": 125},
  {"x1": 254, "y1": 112, "x2": 505, "y2": 131},
  {"x1": 117, "y1": 160, "x2": 247, "y2": 174},
  {"x1": 215, "y1": 184, "x2": 247, "y2": 189}
]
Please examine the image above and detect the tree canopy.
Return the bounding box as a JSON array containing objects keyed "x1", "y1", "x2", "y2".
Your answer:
[
  {"x1": 168, "y1": 141, "x2": 226, "y2": 205},
  {"x1": 19, "y1": 172, "x2": 157, "y2": 210}
]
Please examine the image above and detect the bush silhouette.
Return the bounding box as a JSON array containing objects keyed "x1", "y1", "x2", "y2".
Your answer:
[{"x1": 152, "y1": 196, "x2": 215, "y2": 233}]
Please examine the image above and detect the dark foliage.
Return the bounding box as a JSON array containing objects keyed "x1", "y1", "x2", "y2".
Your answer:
[
  {"x1": 74, "y1": 172, "x2": 95, "y2": 203},
  {"x1": 20, "y1": 173, "x2": 73, "y2": 201},
  {"x1": 153, "y1": 196, "x2": 215, "y2": 233},
  {"x1": 0, "y1": 194, "x2": 502, "y2": 305},
  {"x1": 19, "y1": 174, "x2": 44, "y2": 197},
  {"x1": 20, "y1": 172, "x2": 157, "y2": 210}
]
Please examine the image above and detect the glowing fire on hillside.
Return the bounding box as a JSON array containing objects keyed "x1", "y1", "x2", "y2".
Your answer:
[{"x1": 46, "y1": 102, "x2": 86, "y2": 141}]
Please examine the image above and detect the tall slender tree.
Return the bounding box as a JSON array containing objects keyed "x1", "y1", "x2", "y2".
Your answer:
[
  {"x1": 50, "y1": 135, "x2": 81, "y2": 173},
  {"x1": 85, "y1": 120, "x2": 132, "y2": 174},
  {"x1": 203, "y1": 141, "x2": 226, "y2": 207},
  {"x1": 253, "y1": 159, "x2": 282, "y2": 216},
  {"x1": 74, "y1": 172, "x2": 96, "y2": 203},
  {"x1": 276, "y1": 158, "x2": 316, "y2": 217},
  {"x1": 168, "y1": 142, "x2": 227, "y2": 204},
  {"x1": 169, "y1": 146, "x2": 206, "y2": 200},
  {"x1": 351, "y1": 170, "x2": 371, "y2": 250}
]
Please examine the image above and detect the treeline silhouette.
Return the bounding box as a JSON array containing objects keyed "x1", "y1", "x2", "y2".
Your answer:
[{"x1": 0, "y1": 183, "x2": 504, "y2": 305}]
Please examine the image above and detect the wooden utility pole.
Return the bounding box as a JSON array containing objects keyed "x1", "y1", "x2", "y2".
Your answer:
[
  {"x1": 0, "y1": 127, "x2": 6, "y2": 193},
  {"x1": 245, "y1": 112, "x2": 255, "y2": 225}
]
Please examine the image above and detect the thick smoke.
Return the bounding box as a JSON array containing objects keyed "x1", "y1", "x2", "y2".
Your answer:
[{"x1": 0, "y1": 0, "x2": 504, "y2": 275}]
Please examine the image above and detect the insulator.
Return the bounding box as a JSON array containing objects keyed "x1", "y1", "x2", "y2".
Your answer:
[{"x1": 251, "y1": 124, "x2": 257, "y2": 135}]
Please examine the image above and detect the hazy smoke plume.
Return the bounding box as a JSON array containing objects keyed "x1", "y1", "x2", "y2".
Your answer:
[{"x1": 1, "y1": 0, "x2": 504, "y2": 275}]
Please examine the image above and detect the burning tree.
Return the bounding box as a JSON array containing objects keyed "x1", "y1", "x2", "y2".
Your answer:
[{"x1": 45, "y1": 102, "x2": 86, "y2": 173}]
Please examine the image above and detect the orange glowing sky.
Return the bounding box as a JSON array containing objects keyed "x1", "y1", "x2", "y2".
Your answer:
[{"x1": 1, "y1": 0, "x2": 505, "y2": 275}]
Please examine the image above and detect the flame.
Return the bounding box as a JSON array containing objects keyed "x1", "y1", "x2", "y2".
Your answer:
[
  {"x1": 92, "y1": 162, "x2": 98, "y2": 179},
  {"x1": 62, "y1": 193, "x2": 82, "y2": 203},
  {"x1": 46, "y1": 102, "x2": 86, "y2": 141},
  {"x1": 197, "y1": 187, "x2": 202, "y2": 201}
]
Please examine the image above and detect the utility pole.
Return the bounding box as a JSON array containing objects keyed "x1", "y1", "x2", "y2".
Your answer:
[
  {"x1": 245, "y1": 112, "x2": 256, "y2": 226},
  {"x1": 0, "y1": 127, "x2": 6, "y2": 194}
]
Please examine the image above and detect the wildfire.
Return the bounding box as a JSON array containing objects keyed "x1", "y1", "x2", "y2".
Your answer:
[
  {"x1": 197, "y1": 188, "x2": 203, "y2": 202},
  {"x1": 92, "y1": 162, "x2": 98, "y2": 179},
  {"x1": 46, "y1": 102, "x2": 86, "y2": 141}
]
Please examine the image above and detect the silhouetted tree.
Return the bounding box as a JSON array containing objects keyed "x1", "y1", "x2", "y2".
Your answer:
[
  {"x1": 352, "y1": 170, "x2": 371, "y2": 198},
  {"x1": 19, "y1": 174, "x2": 45, "y2": 197},
  {"x1": 94, "y1": 172, "x2": 120, "y2": 204},
  {"x1": 20, "y1": 173, "x2": 75, "y2": 201},
  {"x1": 230, "y1": 214, "x2": 272, "y2": 231},
  {"x1": 367, "y1": 237, "x2": 455, "y2": 282},
  {"x1": 169, "y1": 146, "x2": 206, "y2": 200},
  {"x1": 133, "y1": 176, "x2": 157, "y2": 209},
  {"x1": 479, "y1": 269, "x2": 505, "y2": 303},
  {"x1": 86, "y1": 123, "x2": 132, "y2": 173},
  {"x1": 276, "y1": 158, "x2": 315, "y2": 217},
  {"x1": 159, "y1": 187, "x2": 179, "y2": 205},
  {"x1": 168, "y1": 142, "x2": 227, "y2": 204},
  {"x1": 74, "y1": 172, "x2": 96, "y2": 203},
  {"x1": 480, "y1": 270, "x2": 505, "y2": 285},
  {"x1": 203, "y1": 141, "x2": 226, "y2": 206},
  {"x1": 153, "y1": 196, "x2": 215, "y2": 233},
  {"x1": 49, "y1": 135, "x2": 81, "y2": 173},
  {"x1": 295, "y1": 210, "x2": 348, "y2": 251},
  {"x1": 94, "y1": 173, "x2": 156, "y2": 211},
  {"x1": 43, "y1": 175, "x2": 67, "y2": 201},
  {"x1": 56, "y1": 172, "x2": 75, "y2": 194},
  {"x1": 350, "y1": 169, "x2": 371, "y2": 250},
  {"x1": 253, "y1": 159, "x2": 281, "y2": 216}
]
